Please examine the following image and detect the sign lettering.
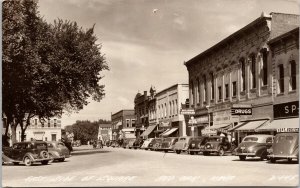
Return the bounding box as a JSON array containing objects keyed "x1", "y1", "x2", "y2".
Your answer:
[
  {"x1": 231, "y1": 108, "x2": 252, "y2": 115},
  {"x1": 274, "y1": 101, "x2": 299, "y2": 118},
  {"x1": 277, "y1": 128, "x2": 299, "y2": 133},
  {"x1": 180, "y1": 108, "x2": 195, "y2": 115}
]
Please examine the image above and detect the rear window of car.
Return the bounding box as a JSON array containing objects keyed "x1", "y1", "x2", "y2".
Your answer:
[
  {"x1": 179, "y1": 138, "x2": 186, "y2": 141},
  {"x1": 36, "y1": 143, "x2": 47, "y2": 149},
  {"x1": 207, "y1": 137, "x2": 220, "y2": 142},
  {"x1": 243, "y1": 137, "x2": 258, "y2": 142}
]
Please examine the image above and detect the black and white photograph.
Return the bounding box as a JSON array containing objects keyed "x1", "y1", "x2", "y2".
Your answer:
[{"x1": 2, "y1": 0, "x2": 299, "y2": 187}]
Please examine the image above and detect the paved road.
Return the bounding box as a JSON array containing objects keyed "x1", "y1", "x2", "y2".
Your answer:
[{"x1": 2, "y1": 146, "x2": 299, "y2": 187}]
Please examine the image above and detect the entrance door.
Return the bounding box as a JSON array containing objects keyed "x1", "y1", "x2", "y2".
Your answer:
[{"x1": 51, "y1": 134, "x2": 57, "y2": 141}]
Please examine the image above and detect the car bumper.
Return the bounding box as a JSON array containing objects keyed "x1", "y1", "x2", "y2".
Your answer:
[
  {"x1": 267, "y1": 154, "x2": 298, "y2": 159},
  {"x1": 32, "y1": 158, "x2": 51, "y2": 162},
  {"x1": 189, "y1": 149, "x2": 201, "y2": 152},
  {"x1": 203, "y1": 149, "x2": 218, "y2": 152},
  {"x1": 236, "y1": 152, "x2": 256, "y2": 157}
]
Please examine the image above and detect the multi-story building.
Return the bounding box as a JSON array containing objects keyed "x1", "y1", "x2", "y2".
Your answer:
[
  {"x1": 134, "y1": 91, "x2": 150, "y2": 137},
  {"x1": 97, "y1": 123, "x2": 112, "y2": 141},
  {"x1": 185, "y1": 13, "x2": 299, "y2": 142},
  {"x1": 111, "y1": 110, "x2": 136, "y2": 140},
  {"x1": 16, "y1": 116, "x2": 62, "y2": 142}
]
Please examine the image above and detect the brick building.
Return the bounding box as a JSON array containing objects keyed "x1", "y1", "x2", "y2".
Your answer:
[
  {"x1": 134, "y1": 91, "x2": 150, "y2": 137},
  {"x1": 97, "y1": 123, "x2": 112, "y2": 141},
  {"x1": 184, "y1": 13, "x2": 299, "y2": 142},
  {"x1": 111, "y1": 110, "x2": 136, "y2": 140}
]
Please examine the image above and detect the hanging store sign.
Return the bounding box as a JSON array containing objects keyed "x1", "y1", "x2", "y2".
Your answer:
[
  {"x1": 273, "y1": 101, "x2": 299, "y2": 118},
  {"x1": 231, "y1": 108, "x2": 252, "y2": 115},
  {"x1": 277, "y1": 127, "x2": 299, "y2": 133},
  {"x1": 180, "y1": 108, "x2": 195, "y2": 115}
]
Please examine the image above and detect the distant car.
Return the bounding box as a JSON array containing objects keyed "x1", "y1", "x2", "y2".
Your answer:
[
  {"x1": 110, "y1": 140, "x2": 120, "y2": 148},
  {"x1": 202, "y1": 136, "x2": 231, "y2": 156},
  {"x1": 148, "y1": 138, "x2": 163, "y2": 151},
  {"x1": 268, "y1": 132, "x2": 299, "y2": 163},
  {"x1": 161, "y1": 137, "x2": 179, "y2": 153},
  {"x1": 235, "y1": 134, "x2": 273, "y2": 161},
  {"x1": 2, "y1": 141, "x2": 51, "y2": 166},
  {"x1": 140, "y1": 138, "x2": 154, "y2": 150},
  {"x1": 133, "y1": 138, "x2": 144, "y2": 149},
  {"x1": 127, "y1": 139, "x2": 136, "y2": 149},
  {"x1": 122, "y1": 139, "x2": 130, "y2": 148},
  {"x1": 173, "y1": 136, "x2": 196, "y2": 154},
  {"x1": 188, "y1": 136, "x2": 209, "y2": 155},
  {"x1": 47, "y1": 141, "x2": 71, "y2": 162}
]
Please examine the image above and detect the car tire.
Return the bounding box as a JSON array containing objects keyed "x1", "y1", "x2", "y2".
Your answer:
[
  {"x1": 190, "y1": 151, "x2": 194, "y2": 155},
  {"x1": 41, "y1": 160, "x2": 49, "y2": 165},
  {"x1": 218, "y1": 148, "x2": 225, "y2": 156},
  {"x1": 145, "y1": 148, "x2": 148, "y2": 150},
  {"x1": 260, "y1": 155, "x2": 265, "y2": 161},
  {"x1": 288, "y1": 158, "x2": 292, "y2": 162},
  {"x1": 203, "y1": 151, "x2": 209, "y2": 156},
  {"x1": 239, "y1": 156, "x2": 246, "y2": 161},
  {"x1": 59, "y1": 158, "x2": 65, "y2": 162},
  {"x1": 164, "y1": 150, "x2": 168, "y2": 153},
  {"x1": 270, "y1": 158, "x2": 276, "y2": 163},
  {"x1": 176, "y1": 150, "x2": 181, "y2": 154},
  {"x1": 23, "y1": 156, "x2": 32, "y2": 166}
]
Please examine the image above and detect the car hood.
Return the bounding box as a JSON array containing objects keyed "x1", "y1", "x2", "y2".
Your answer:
[{"x1": 238, "y1": 142, "x2": 261, "y2": 148}]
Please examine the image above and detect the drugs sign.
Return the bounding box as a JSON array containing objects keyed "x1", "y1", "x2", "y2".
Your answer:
[{"x1": 231, "y1": 108, "x2": 252, "y2": 115}]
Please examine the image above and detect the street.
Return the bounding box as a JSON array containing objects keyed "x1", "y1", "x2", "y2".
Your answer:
[{"x1": 2, "y1": 146, "x2": 299, "y2": 187}]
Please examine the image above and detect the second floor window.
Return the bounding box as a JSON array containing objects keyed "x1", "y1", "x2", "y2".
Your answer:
[
  {"x1": 278, "y1": 64, "x2": 284, "y2": 94},
  {"x1": 262, "y1": 50, "x2": 268, "y2": 86},
  {"x1": 54, "y1": 119, "x2": 57, "y2": 127},
  {"x1": 210, "y1": 73, "x2": 214, "y2": 100},
  {"x1": 250, "y1": 54, "x2": 256, "y2": 89},
  {"x1": 35, "y1": 119, "x2": 37, "y2": 126},
  {"x1": 225, "y1": 84, "x2": 229, "y2": 99},
  {"x1": 126, "y1": 119, "x2": 130, "y2": 127},
  {"x1": 131, "y1": 120, "x2": 136, "y2": 127},
  {"x1": 218, "y1": 86, "x2": 222, "y2": 101},
  {"x1": 232, "y1": 81, "x2": 237, "y2": 97},
  {"x1": 240, "y1": 58, "x2": 246, "y2": 92},
  {"x1": 290, "y1": 60, "x2": 296, "y2": 91}
]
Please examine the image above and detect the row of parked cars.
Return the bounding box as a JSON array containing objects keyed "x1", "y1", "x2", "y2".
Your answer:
[
  {"x1": 118, "y1": 132, "x2": 299, "y2": 163},
  {"x1": 2, "y1": 141, "x2": 71, "y2": 166}
]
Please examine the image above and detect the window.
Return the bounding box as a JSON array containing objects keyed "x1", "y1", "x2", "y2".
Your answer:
[
  {"x1": 210, "y1": 73, "x2": 214, "y2": 100},
  {"x1": 250, "y1": 54, "x2": 256, "y2": 89},
  {"x1": 225, "y1": 84, "x2": 229, "y2": 99},
  {"x1": 262, "y1": 50, "x2": 268, "y2": 85},
  {"x1": 175, "y1": 100, "x2": 178, "y2": 114},
  {"x1": 290, "y1": 60, "x2": 296, "y2": 91},
  {"x1": 165, "y1": 103, "x2": 167, "y2": 117},
  {"x1": 131, "y1": 119, "x2": 136, "y2": 127},
  {"x1": 54, "y1": 119, "x2": 57, "y2": 127},
  {"x1": 278, "y1": 64, "x2": 284, "y2": 94},
  {"x1": 240, "y1": 58, "x2": 246, "y2": 92},
  {"x1": 190, "y1": 81, "x2": 194, "y2": 105},
  {"x1": 232, "y1": 81, "x2": 237, "y2": 97},
  {"x1": 126, "y1": 119, "x2": 130, "y2": 127},
  {"x1": 169, "y1": 101, "x2": 172, "y2": 116},
  {"x1": 203, "y1": 75, "x2": 207, "y2": 102},
  {"x1": 35, "y1": 119, "x2": 37, "y2": 126},
  {"x1": 172, "y1": 101, "x2": 175, "y2": 116},
  {"x1": 41, "y1": 119, "x2": 44, "y2": 127},
  {"x1": 197, "y1": 78, "x2": 200, "y2": 104},
  {"x1": 48, "y1": 118, "x2": 50, "y2": 127},
  {"x1": 218, "y1": 86, "x2": 222, "y2": 101}
]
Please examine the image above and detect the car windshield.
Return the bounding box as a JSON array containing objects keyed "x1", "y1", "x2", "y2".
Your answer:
[
  {"x1": 207, "y1": 137, "x2": 220, "y2": 142},
  {"x1": 243, "y1": 137, "x2": 258, "y2": 142},
  {"x1": 36, "y1": 143, "x2": 47, "y2": 149}
]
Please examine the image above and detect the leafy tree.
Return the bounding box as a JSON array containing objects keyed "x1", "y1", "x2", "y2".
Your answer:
[{"x1": 2, "y1": 0, "x2": 108, "y2": 143}]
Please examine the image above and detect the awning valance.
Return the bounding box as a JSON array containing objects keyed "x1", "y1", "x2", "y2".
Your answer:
[
  {"x1": 257, "y1": 118, "x2": 299, "y2": 131},
  {"x1": 140, "y1": 125, "x2": 157, "y2": 137},
  {"x1": 235, "y1": 120, "x2": 268, "y2": 131},
  {"x1": 161, "y1": 128, "x2": 178, "y2": 137}
]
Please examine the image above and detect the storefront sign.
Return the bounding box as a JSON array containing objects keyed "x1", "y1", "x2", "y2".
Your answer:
[
  {"x1": 196, "y1": 116, "x2": 208, "y2": 123},
  {"x1": 277, "y1": 128, "x2": 299, "y2": 133},
  {"x1": 201, "y1": 129, "x2": 217, "y2": 135},
  {"x1": 180, "y1": 108, "x2": 195, "y2": 115},
  {"x1": 231, "y1": 108, "x2": 252, "y2": 115},
  {"x1": 274, "y1": 101, "x2": 299, "y2": 118}
]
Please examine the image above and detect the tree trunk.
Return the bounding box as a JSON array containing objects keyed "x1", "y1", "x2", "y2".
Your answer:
[{"x1": 11, "y1": 121, "x2": 18, "y2": 144}]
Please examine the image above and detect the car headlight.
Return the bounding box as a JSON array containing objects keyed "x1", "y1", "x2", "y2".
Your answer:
[
  {"x1": 191, "y1": 143, "x2": 195, "y2": 148},
  {"x1": 248, "y1": 146, "x2": 254, "y2": 152},
  {"x1": 206, "y1": 144, "x2": 211, "y2": 149}
]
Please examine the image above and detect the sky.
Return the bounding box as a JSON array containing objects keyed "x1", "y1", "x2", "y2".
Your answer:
[{"x1": 37, "y1": 0, "x2": 299, "y2": 127}]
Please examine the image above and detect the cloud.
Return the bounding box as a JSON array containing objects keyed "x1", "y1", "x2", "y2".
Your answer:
[{"x1": 117, "y1": 96, "x2": 130, "y2": 106}]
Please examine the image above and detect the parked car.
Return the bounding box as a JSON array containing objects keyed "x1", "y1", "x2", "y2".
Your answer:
[
  {"x1": 2, "y1": 141, "x2": 51, "y2": 166},
  {"x1": 173, "y1": 136, "x2": 196, "y2": 154},
  {"x1": 133, "y1": 138, "x2": 144, "y2": 149},
  {"x1": 122, "y1": 139, "x2": 130, "y2": 148},
  {"x1": 235, "y1": 134, "x2": 273, "y2": 161},
  {"x1": 161, "y1": 137, "x2": 179, "y2": 153},
  {"x1": 202, "y1": 136, "x2": 231, "y2": 156},
  {"x1": 148, "y1": 138, "x2": 163, "y2": 151},
  {"x1": 268, "y1": 132, "x2": 299, "y2": 163},
  {"x1": 188, "y1": 136, "x2": 209, "y2": 155},
  {"x1": 47, "y1": 141, "x2": 71, "y2": 162},
  {"x1": 140, "y1": 138, "x2": 154, "y2": 150},
  {"x1": 127, "y1": 139, "x2": 136, "y2": 149},
  {"x1": 110, "y1": 140, "x2": 120, "y2": 148}
]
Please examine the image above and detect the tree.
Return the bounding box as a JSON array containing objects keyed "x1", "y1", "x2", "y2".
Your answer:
[{"x1": 2, "y1": 0, "x2": 108, "y2": 143}]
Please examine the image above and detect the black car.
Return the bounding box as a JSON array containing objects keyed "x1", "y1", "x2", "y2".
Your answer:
[
  {"x1": 202, "y1": 136, "x2": 231, "y2": 156},
  {"x1": 188, "y1": 136, "x2": 209, "y2": 155},
  {"x1": 2, "y1": 141, "x2": 51, "y2": 166},
  {"x1": 133, "y1": 138, "x2": 144, "y2": 149}
]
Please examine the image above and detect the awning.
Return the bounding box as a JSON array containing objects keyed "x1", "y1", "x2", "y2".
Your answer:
[
  {"x1": 235, "y1": 120, "x2": 268, "y2": 131},
  {"x1": 228, "y1": 122, "x2": 247, "y2": 132},
  {"x1": 161, "y1": 128, "x2": 178, "y2": 137},
  {"x1": 140, "y1": 125, "x2": 157, "y2": 137},
  {"x1": 122, "y1": 128, "x2": 135, "y2": 132},
  {"x1": 208, "y1": 124, "x2": 231, "y2": 130},
  {"x1": 116, "y1": 121, "x2": 122, "y2": 126},
  {"x1": 257, "y1": 118, "x2": 299, "y2": 131}
]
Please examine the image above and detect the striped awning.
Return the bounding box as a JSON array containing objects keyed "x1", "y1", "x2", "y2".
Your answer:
[
  {"x1": 140, "y1": 125, "x2": 157, "y2": 137},
  {"x1": 161, "y1": 128, "x2": 178, "y2": 137},
  {"x1": 257, "y1": 118, "x2": 299, "y2": 131},
  {"x1": 235, "y1": 120, "x2": 268, "y2": 132}
]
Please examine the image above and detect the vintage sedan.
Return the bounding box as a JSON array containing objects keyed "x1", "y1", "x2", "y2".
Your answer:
[
  {"x1": 202, "y1": 136, "x2": 231, "y2": 156},
  {"x1": 149, "y1": 138, "x2": 164, "y2": 151},
  {"x1": 2, "y1": 141, "x2": 51, "y2": 166},
  {"x1": 47, "y1": 141, "x2": 71, "y2": 162},
  {"x1": 140, "y1": 138, "x2": 154, "y2": 150},
  {"x1": 133, "y1": 138, "x2": 144, "y2": 149},
  {"x1": 268, "y1": 132, "x2": 299, "y2": 163},
  {"x1": 160, "y1": 137, "x2": 179, "y2": 153},
  {"x1": 188, "y1": 136, "x2": 209, "y2": 155},
  {"x1": 173, "y1": 136, "x2": 196, "y2": 154},
  {"x1": 235, "y1": 134, "x2": 273, "y2": 161},
  {"x1": 122, "y1": 139, "x2": 130, "y2": 148}
]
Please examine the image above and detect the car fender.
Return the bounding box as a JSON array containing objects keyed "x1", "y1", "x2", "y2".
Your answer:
[
  {"x1": 23, "y1": 153, "x2": 35, "y2": 161},
  {"x1": 254, "y1": 146, "x2": 266, "y2": 156},
  {"x1": 48, "y1": 151, "x2": 60, "y2": 158}
]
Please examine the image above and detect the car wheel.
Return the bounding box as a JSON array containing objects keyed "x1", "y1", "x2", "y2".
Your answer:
[
  {"x1": 23, "y1": 156, "x2": 32, "y2": 166},
  {"x1": 288, "y1": 158, "x2": 292, "y2": 162},
  {"x1": 270, "y1": 158, "x2": 276, "y2": 163},
  {"x1": 218, "y1": 148, "x2": 225, "y2": 156},
  {"x1": 41, "y1": 160, "x2": 49, "y2": 165},
  {"x1": 59, "y1": 158, "x2": 65, "y2": 162},
  {"x1": 164, "y1": 150, "x2": 168, "y2": 153},
  {"x1": 145, "y1": 148, "x2": 148, "y2": 150},
  {"x1": 176, "y1": 150, "x2": 181, "y2": 154},
  {"x1": 260, "y1": 155, "x2": 265, "y2": 161},
  {"x1": 239, "y1": 156, "x2": 246, "y2": 161},
  {"x1": 203, "y1": 151, "x2": 209, "y2": 156},
  {"x1": 190, "y1": 151, "x2": 194, "y2": 155}
]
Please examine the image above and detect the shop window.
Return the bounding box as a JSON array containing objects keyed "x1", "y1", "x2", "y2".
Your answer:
[
  {"x1": 240, "y1": 58, "x2": 246, "y2": 92},
  {"x1": 262, "y1": 50, "x2": 268, "y2": 86},
  {"x1": 225, "y1": 84, "x2": 229, "y2": 99},
  {"x1": 250, "y1": 54, "x2": 256, "y2": 89},
  {"x1": 218, "y1": 86, "x2": 222, "y2": 101},
  {"x1": 290, "y1": 60, "x2": 296, "y2": 91},
  {"x1": 232, "y1": 81, "x2": 237, "y2": 97},
  {"x1": 278, "y1": 64, "x2": 284, "y2": 94},
  {"x1": 210, "y1": 73, "x2": 214, "y2": 100}
]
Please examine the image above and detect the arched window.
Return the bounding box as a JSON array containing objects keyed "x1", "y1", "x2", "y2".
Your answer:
[
  {"x1": 289, "y1": 60, "x2": 296, "y2": 91},
  {"x1": 261, "y1": 49, "x2": 268, "y2": 86},
  {"x1": 240, "y1": 58, "x2": 246, "y2": 92},
  {"x1": 210, "y1": 73, "x2": 214, "y2": 100},
  {"x1": 250, "y1": 54, "x2": 256, "y2": 89},
  {"x1": 203, "y1": 75, "x2": 207, "y2": 102}
]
